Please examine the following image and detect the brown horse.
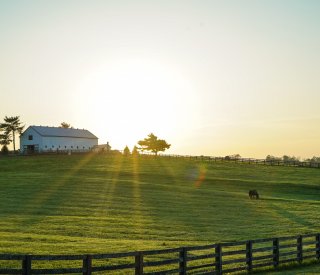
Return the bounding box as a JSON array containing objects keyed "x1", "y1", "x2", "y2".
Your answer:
[{"x1": 249, "y1": 190, "x2": 259, "y2": 199}]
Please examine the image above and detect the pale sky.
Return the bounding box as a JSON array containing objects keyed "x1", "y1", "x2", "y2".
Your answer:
[{"x1": 1, "y1": 0, "x2": 320, "y2": 158}]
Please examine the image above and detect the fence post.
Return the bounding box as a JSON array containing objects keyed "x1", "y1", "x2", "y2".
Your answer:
[
  {"x1": 246, "y1": 240, "x2": 252, "y2": 271},
  {"x1": 215, "y1": 244, "x2": 222, "y2": 275},
  {"x1": 316, "y1": 234, "x2": 320, "y2": 260},
  {"x1": 135, "y1": 252, "x2": 143, "y2": 275},
  {"x1": 273, "y1": 238, "x2": 279, "y2": 267},
  {"x1": 22, "y1": 255, "x2": 32, "y2": 275},
  {"x1": 179, "y1": 247, "x2": 187, "y2": 275},
  {"x1": 83, "y1": 255, "x2": 92, "y2": 275},
  {"x1": 297, "y1": 235, "x2": 303, "y2": 263}
]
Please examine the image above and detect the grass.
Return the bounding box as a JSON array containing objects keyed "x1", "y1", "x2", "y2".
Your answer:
[{"x1": 0, "y1": 154, "x2": 320, "y2": 272}]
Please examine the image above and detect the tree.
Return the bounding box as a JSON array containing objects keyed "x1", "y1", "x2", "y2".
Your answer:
[
  {"x1": 60, "y1": 122, "x2": 71, "y2": 128},
  {"x1": 1, "y1": 145, "x2": 9, "y2": 155},
  {"x1": 132, "y1": 145, "x2": 139, "y2": 156},
  {"x1": 283, "y1": 155, "x2": 299, "y2": 163},
  {"x1": 225, "y1": 154, "x2": 241, "y2": 160},
  {"x1": 137, "y1": 133, "x2": 170, "y2": 155},
  {"x1": 266, "y1": 155, "x2": 281, "y2": 162},
  {"x1": 308, "y1": 156, "x2": 320, "y2": 163},
  {"x1": 0, "y1": 116, "x2": 24, "y2": 153},
  {"x1": 123, "y1": 145, "x2": 130, "y2": 156},
  {"x1": 0, "y1": 132, "x2": 11, "y2": 147},
  {"x1": 0, "y1": 125, "x2": 10, "y2": 155}
]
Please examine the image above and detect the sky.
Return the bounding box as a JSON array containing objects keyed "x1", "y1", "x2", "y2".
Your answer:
[{"x1": 1, "y1": 0, "x2": 320, "y2": 159}]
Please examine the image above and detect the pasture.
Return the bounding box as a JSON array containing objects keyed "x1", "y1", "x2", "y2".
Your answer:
[{"x1": 0, "y1": 153, "x2": 320, "y2": 258}]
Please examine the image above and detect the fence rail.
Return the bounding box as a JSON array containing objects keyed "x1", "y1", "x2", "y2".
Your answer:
[
  {"x1": 149, "y1": 153, "x2": 320, "y2": 169},
  {"x1": 8, "y1": 149, "x2": 320, "y2": 169},
  {"x1": 1, "y1": 233, "x2": 320, "y2": 274}
]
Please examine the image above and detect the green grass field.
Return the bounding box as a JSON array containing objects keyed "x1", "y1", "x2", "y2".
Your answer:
[
  {"x1": 1, "y1": 153, "x2": 320, "y2": 273},
  {"x1": 1, "y1": 154, "x2": 320, "y2": 255}
]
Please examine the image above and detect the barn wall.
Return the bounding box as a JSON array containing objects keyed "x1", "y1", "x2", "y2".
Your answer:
[
  {"x1": 20, "y1": 127, "x2": 43, "y2": 152},
  {"x1": 41, "y1": 136, "x2": 98, "y2": 152}
]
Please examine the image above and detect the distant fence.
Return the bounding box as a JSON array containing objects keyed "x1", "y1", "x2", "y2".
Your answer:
[
  {"x1": 4, "y1": 150, "x2": 320, "y2": 169},
  {"x1": 147, "y1": 153, "x2": 320, "y2": 169},
  {"x1": 1, "y1": 233, "x2": 320, "y2": 274}
]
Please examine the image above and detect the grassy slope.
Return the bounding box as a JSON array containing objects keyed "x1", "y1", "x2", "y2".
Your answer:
[{"x1": 0, "y1": 154, "x2": 320, "y2": 256}]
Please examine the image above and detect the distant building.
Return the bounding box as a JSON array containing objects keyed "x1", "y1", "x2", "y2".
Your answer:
[
  {"x1": 92, "y1": 142, "x2": 111, "y2": 153},
  {"x1": 20, "y1": 126, "x2": 98, "y2": 154}
]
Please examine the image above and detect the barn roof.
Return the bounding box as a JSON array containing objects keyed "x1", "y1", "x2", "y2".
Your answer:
[{"x1": 25, "y1": 126, "x2": 98, "y2": 139}]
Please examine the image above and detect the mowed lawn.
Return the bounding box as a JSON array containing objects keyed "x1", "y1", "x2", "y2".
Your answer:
[{"x1": 0, "y1": 154, "x2": 320, "y2": 256}]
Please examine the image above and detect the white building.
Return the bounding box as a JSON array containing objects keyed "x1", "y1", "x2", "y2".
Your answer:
[
  {"x1": 92, "y1": 142, "x2": 111, "y2": 153},
  {"x1": 20, "y1": 126, "x2": 98, "y2": 154}
]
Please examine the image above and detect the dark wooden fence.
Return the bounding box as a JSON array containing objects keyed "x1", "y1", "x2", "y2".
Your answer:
[
  {"x1": 15, "y1": 148, "x2": 320, "y2": 169},
  {"x1": 148, "y1": 153, "x2": 320, "y2": 169},
  {"x1": 1, "y1": 233, "x2": 320, "y2": 274}
]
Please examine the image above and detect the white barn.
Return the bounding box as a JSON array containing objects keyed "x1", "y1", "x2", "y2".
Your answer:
[{"x1": 20, "y1": 126, "x2": 98, "y2": 154}]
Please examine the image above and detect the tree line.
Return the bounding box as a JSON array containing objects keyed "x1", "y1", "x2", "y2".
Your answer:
[
  {"x1": 2, "y1": 116, "x2": 319, "y2": 161},
  {"x1": 223, "y1": 154, "x2": 320, "y2": 164},
  {"x1": 266, "y1": 154, "x2": 320, "y2": 163}
]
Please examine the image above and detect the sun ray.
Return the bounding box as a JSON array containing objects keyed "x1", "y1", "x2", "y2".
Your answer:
[
  {"x1": 19, "y1": 153, "x2": 96, "y2": 226},
  {"x1": 102, "y1": 155, "x2": 124, "y2": 215},
  {"x1": 131, "y1": 155, "x2": 144, "y2": 231}
]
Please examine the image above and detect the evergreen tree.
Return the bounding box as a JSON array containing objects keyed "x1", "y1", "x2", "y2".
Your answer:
[
  {"x1": 132, "y1": 145, "x2": 139, "y2": 156},
  {"x1": 0, "y1": 116, "x2": 24, "y2": 153},
  {"x1": 123, "y1": 145, "x2": 130, "y2": 156},
  {"x1": 0, "y1": 124, "x2": 10, "y2": 154},
  {"x1": 1, "y1": 145, "x2": 9, "y2": 155}
]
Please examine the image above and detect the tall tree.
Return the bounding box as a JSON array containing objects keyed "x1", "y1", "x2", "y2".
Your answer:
[
  {"x1": 137, "y1": 133, "x2": 170, "y2": 155},
  {"x1": 60, "y1": 122, "x2": 71, "y2": 128},
  {"x1": 0, "y1": 132, "x2": 11, "y2": 146},
  {"x1": 0, "y1": 125, "x2": 11, "y2": 154},
  {"x1": 0, "y1": 116, "x2": 24, "y2": 153}
]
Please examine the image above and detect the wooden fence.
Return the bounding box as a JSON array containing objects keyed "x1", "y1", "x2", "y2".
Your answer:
[
  {"x1": 12, "y1": 148, "x2": 320, "y2": 169},
  {"x1": 150, "y1": 153, "x2": 320, "y2": 169},
  {"x1": 1, "y1": 233, "x2": 320, "y2": 274}
]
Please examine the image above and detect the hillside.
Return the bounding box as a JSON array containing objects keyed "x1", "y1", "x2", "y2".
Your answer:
[{"x1": 0, "y1": 154, "x2": 319, "y2": 255}]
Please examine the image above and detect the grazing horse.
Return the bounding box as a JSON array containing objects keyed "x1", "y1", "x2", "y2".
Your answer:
[{"x1": 249, "y1": 190, "x2": 259, "y2": 199}]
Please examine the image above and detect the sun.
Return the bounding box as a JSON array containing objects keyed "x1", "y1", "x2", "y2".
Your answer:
[{"x1": 73, "y1": 57, "x2": 198, "y2": 150}]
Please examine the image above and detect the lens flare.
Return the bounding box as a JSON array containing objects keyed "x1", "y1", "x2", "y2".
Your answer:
[{"x1": 195, "y1": 165, "x2": 207, "y2": 188}]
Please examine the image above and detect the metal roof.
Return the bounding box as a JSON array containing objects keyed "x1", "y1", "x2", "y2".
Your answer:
[{"x1": 26, "y1": 126, "x2": 98, "y2": 139}]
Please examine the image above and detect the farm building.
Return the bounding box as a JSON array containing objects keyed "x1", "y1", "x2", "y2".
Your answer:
[
  {"x1": 92, "y1": 142, "x2": 111, "y2": 153},
  {"x1": 20, "y1": 126, "x2": 98, "y2": 154}
]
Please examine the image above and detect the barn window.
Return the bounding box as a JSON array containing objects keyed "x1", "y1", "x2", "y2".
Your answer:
[
  {"x1": 52, "y1": 145, "x2": 54, "y2": 148},
  {"x1": 71, "y1": 146, "x2": 73, "y2": 148},
  {"x1": 77, "y1": 146, "x2": 79, "y2": 149},
  {"x1": 65, "y1": 146, "x2": 67, "y2": 148},
  {"x1": 45, "y1": 145, "x2": 47, "y2": 148},
  {"x1": 28, "y1": 135, "x2": 33, "y2": 140},
  {"x1": 83, "y1": 146, "x2": 85, "y2": 149}
]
